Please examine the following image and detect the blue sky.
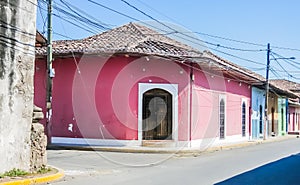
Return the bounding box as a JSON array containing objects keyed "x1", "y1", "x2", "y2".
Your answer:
[{"x1": 37, "y1": 0, "x2": 300, "y2": 82}]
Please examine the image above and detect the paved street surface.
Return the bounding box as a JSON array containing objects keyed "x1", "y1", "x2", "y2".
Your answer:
[{"x1": 48, "y1": 138, "x2": 300, "y2": 185}]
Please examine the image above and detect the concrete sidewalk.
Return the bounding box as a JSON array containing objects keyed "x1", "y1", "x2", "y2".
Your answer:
[
  {"x1": 47, "y1": 135, "x2": 298, "y2": 155},
  {"x1": 0, "y1": 167, "x2": 64, "y2": 185}
]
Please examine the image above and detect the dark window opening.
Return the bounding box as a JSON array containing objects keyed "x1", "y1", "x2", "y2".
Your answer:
[
  {"x1": 271, "y1": 107, "x2": 275, "y2": 133},
  {"x1": 220, "y1": 99, "x2": 225, "y2": 139},
  {"x1": 242, "y1": 102, "x2": 246, "y2": 137},
  {"x1": 259, "y1": 105, "x2": 263, "y2": 134}
]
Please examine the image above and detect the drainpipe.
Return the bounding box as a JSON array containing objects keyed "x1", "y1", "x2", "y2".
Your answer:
[{"x1": 189, "y1": 62, "x2": 194, "y2": 147}]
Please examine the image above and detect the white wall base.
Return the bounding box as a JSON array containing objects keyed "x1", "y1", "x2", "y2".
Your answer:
[
  {"x1": 52, "y1": 134, "x2": 250, "y2": 149},
  {"x1": 51, "y1": 137, "x2": 140, "y2": 147},
  {"x1": 190, "y1": 134, "x2": 250, "y2": 149}
]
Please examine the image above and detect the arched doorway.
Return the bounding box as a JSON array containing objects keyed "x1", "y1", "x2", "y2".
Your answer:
[{"x1": 142, "y1": 88, "x2": 172, "y2": 140}]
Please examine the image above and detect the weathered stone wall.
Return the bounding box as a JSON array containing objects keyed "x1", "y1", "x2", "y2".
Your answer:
[
  {"x1": 31, "y1": 105, "x2": 47, "y2": 171},
  {"x1": 0, "y1": 0, "x2": 37, "y2": 173}
]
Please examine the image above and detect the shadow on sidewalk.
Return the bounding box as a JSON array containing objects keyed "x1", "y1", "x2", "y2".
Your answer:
[{"x1": 215, "y1": 153, "x2": 300, "y2": 185}]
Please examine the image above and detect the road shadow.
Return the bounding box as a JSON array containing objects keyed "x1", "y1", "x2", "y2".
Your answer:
[{"x1": 215, "y1": 153, "x2": 300, "y2": 185}]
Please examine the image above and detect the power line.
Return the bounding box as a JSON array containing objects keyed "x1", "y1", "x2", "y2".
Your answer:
[
  {"x1": 136, "y1": 0, "x2": 300, "y2": 52},
  {"x1": 87, "y1": 0, "x2": 141, "y2": 22},
  {"x1": 0, "y1": 38, "x2": 35, "y2": 56},
  {"x1": 0, "y1": 34, "x2": 35, "y2": 48},
  {"x1": 36, "y1": 0, "x2": 299, "y2": 83},
  {"x1": 272, "y1": 45, "x2": 300, "y2": 52},
  {"x1": 272, "y1": 52, "x2": 300, "y2": 70},
  {"x1": 87, "y1": 0, "x2": 265, "y2": 54},
  {"x1": 0, "y1": 19, "x2": 35, "y2": 37},
  {"x1": 270, "y1": 52, "x2": 291, "y2": 77},
  {"x1": 60, "y1": 0, "x2": 114, "y2": 28},
  {"x1": 37, "y1": 0, "x2": 300, "y2": 55},
  {"x1": 211, "y1": 47, "x2": 266, "y2": 66},
  {"x1": 53, "y1": 31, "x2": 73, "y2": 40},
  {"x1": 39, "y1": 0, "x2": 103, "y2": 34},
  {"x1": 37, "y1": 0, "x2": 47, "y2": 34},
  {"x1": 269, "y1": 51, "x2": 300, "y2": 80},
  {"x1": 38, "y1": 0, "x2": 266, "y2": 70},
  {"x1": 269, "y1": 68, "x2": 281, "y2": 79},
  {"x1": 121, "y1": 0, "x2": 265, "y2": 53},
  {"x1": 134, "y1": 0, "x2": 267, "y2": 48},
  {"x1": 59, "y1": 0, "x2": 111, "y2": 31},
  {"x1": 87, "y1": 0, "x2": 266, "y2": 67}
]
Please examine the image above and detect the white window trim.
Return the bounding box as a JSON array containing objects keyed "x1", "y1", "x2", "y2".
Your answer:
[{"x1": 138, "y1": 83, "x2": 178, "y2": 145}]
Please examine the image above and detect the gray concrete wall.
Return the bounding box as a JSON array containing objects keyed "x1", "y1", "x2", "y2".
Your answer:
[{"x1": 0, "y1": 0, "x2": 37, "y2": 173}]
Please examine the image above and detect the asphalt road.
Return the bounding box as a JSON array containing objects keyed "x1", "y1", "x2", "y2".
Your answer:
[{"x1": 48, "y1": 137, "x2": 300, "y2": 185}]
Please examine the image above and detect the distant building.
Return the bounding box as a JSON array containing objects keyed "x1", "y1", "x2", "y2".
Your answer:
[{"x1": 270, "y1": 79, "x2": 300, "y2": 135}]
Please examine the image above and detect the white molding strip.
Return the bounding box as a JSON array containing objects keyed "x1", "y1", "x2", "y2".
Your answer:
[
  {"x1": 190, "y1": 134, "x2": 250, "y2": 149},
  {"x1": 51, "y1": 137, "x2": 140, "y2": 147}
]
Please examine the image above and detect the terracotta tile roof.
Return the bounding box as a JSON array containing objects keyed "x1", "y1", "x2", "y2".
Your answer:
[
  {"x1": 270, "y1": 79, "x2": 300, "y2": 97},
  {"x1": 35, "y1": 22, "x2": 298, "y2": 98},
  {"x1": 201, "y1": 50, "x2": 265, "y2": 83},
  {"x1": 201, "y1": 52, "x2": 299, "y2": 98},
  {"x1": 35, "y1": 22, "x2": 202, "y2": 57},
  {"x1": 35, "y1": 31, "x2": 47, "y2": 47}
]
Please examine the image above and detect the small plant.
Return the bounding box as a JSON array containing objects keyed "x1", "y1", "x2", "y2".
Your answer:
[
  {"x1": 0, "y1": 168, "x2": 28, "y2": 178},
  {"x1": 37, "y1": 166, "x2": 51, "y2": 174}
]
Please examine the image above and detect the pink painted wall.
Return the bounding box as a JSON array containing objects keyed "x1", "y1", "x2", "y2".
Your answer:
[
  {"x1": 34, "y1": 55, "x2": 191, "y2": 141},
  {"x1": 288, "y1": 107, "x2": 295, "y2": 132},
  {"x1": 288, "y1": 106, "x2": 300, "y2": 132},
  {"x1": 34, "y1": 55, "x2": 251, "y2": 142},
  {"x1": 191, "y1": 64, "x2": 251, "y2": 140},
  {"x1": 34, "y1": 59, "x2": 47, "y2": 133}
]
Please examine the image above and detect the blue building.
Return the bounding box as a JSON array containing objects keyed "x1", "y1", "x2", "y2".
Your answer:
[{"x1": 251, "y1": 87, "x2": 265, "y2": 139}]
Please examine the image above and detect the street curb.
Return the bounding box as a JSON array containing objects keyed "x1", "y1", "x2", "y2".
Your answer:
[
  {"x1": 47, "y1": 135, "x2": 298, "y2": 155},
  {"x1": 0, "y1": 167, "x2": 64, "y2": 185}
]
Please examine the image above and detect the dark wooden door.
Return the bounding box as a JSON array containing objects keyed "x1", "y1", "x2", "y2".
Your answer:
[{"x1": 142, "y1": 89, "x2": 172, "y2": 140}]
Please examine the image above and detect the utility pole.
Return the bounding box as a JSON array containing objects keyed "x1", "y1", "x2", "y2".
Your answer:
[
  {"x1": 46, "y1": 0, "x2": 53, "y2": 103},
  {"x1": 46, "y1": 0, "x2": 54, "y2": 141},
  {"x1": 263, "y1": 43, "x2": 270, "y2": 140}
]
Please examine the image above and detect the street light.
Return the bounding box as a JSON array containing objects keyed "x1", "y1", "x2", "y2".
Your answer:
[
  {"x1": 264, "y1": 43, "x2": 295, "y2": 140},
  {"x1": 270, "y1": 57, "x2": 296, "y2": 60}
]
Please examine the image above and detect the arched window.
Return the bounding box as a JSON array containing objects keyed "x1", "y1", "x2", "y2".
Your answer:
[
  {"x1": 220, "y1": 99, "x2": 225, "y2": 139},
  {"x1": 242, "y1": 102, "x2": 246, "y2": 137},
  {"x1": 271, "y1": 107, "x2": 275, "y2": 133}
]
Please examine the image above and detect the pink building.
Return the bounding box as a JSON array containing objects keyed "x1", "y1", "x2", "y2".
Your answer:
[{"x1": 35, "y1": 23, "x2": 264, "y2": 148}]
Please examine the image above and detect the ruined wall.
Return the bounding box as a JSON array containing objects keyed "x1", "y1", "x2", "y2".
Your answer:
[
  {"x1": 31, "y1": 105, "x2": 47, "y2": 171},
  {"x1": 0, "y1": 0, "x2": 37, "y2": 173}
]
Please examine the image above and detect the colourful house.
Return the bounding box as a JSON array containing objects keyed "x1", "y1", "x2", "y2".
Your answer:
[
  {"x1": 250, "y1": 80, "x2": 298, "y2": 139},
  {"x1": 288, "y1": 103, "x2": 300, "y2": 133},
  {"x1": 251, "y1": 87, "x2": 265, "y2": 139},
  {"x1": 277, "y1": 97, "x2": 287, "y2": 136},
  {"x1": 35, "y1": 23, "x2": 269, "y2": 148},
  {"x1": 270, "y1": 79, "x2": 300, "y2": 134}
]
